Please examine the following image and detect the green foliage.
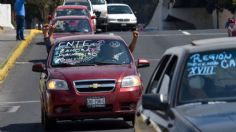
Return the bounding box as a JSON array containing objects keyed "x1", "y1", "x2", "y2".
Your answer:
[{"x1": 206, "y1": 0, "x2": 236, "y2": 14}]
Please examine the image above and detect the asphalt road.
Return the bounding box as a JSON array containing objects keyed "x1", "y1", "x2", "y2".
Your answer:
[{"x1": 0, "y1": 29, "x2": 228, "y2": 132}]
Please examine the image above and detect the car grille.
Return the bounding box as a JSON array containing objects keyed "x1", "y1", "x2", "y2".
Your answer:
[
  {"x1": 117, "y1": 19, "x2": 130, "y2": 22},
  {"x1": 73, "y1": 79, "x2": 116, "y2": 93}
]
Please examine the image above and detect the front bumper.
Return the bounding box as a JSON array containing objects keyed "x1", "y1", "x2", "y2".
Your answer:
[{"x1": 45, "y1": 86, "x2": 141, "y2": 120}]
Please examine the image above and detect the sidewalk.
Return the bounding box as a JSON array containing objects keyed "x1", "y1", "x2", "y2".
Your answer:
[{"x1": 0, "y1": 29, "x2": 41, "y2": 82}]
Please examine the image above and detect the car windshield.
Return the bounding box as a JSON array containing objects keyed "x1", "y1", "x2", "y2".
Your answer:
[
  {"x1": 65, "y1": 2, "x2": 91, "y2": 11},
  {"x1": 56, "y1": 9, "x2": 88, "y2": 17},
  {"x1": 53, "y1": 19, "x2": 92, "y2": 33},
  {"x1": 108, "y1": 5, "x2": 133, "y2": 14},
  {"x1": 179, "y1": 50, "x2": 236, "y2": 104},
  {"x1": 90, "y1": 0, "x2": 105, "y2": 5},
  {"x1": 51, "y1": 39, "x2": 132, "y2": 67}
]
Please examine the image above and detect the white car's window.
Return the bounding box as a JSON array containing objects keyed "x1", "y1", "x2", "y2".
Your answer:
[
  {"x1": 90, "y1": 0, "x2": 105, "y2": 5},
  {"x1": 108, "y1": 5, "x2": 133, "y2": 14}
]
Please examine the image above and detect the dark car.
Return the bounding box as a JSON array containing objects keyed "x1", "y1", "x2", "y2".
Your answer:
[
  {"x1": 32, "y1": 34, "x2": 150, "y2": 130},
  {"x1": 135, "y1": 37, "x2": 236, "y2": 132},
  {"x1": 51, "y1": 16, "x2": 95, "y2": 39}
]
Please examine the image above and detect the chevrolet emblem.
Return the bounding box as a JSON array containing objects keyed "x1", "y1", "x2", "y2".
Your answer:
[{"x1": 89, "y1": 83, "x2": 100, "y2": 89}]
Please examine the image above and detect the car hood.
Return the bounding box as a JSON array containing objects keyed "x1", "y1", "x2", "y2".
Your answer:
[
  {"x1": 108, "y1": 14, "x2": 136, "y2": 20},
  {"x1": 48, "y1": 64, "x2": 136, "y2": 82},
  {"x1": 53, "y1": 32, "x2": 92, "y2": 39},
  {"x1": 175, "y1": 102, "x2": 236, "y2": 131}
]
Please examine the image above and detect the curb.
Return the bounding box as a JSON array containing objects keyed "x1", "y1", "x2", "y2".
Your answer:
[{"x1": 0, "y1": 29, "x2": 42, "y2": 82}]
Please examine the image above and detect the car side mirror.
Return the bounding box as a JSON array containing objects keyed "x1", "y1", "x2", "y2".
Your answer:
[
  {"x1": 137, "y1": 58, "x2": 150, "y2": 68},
  {"x1": 32, "y1": 63, "x2": 46, "y2": 72},
  {"x1": 142, "y1": 94, "x2": 168, "y2": 111}
]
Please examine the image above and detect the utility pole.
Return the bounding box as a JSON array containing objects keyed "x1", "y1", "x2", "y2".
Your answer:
[{"x1": 216, "y1": 0, "x2": 219, "y2": 29}]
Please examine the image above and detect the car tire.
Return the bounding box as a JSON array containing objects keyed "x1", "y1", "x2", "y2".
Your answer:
[
  {"x1": 123, "y1": 115, "x2": 135, "y2": 126},
  {"x1": 41, "y1": 107, "x2": 56, "y2": 131}
]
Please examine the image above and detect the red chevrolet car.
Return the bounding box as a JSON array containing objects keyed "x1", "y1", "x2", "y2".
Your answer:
[
  {"x1": 51, "y1": 16, "x2": 95, "y2": 39},
  {"x1": 32, "y1": 34, "x2": 150, "y2": 130}
]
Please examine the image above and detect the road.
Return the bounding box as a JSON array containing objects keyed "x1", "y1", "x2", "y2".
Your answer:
[{"x1": 0, "y1": 29, "x2": 227, "y2": 132}]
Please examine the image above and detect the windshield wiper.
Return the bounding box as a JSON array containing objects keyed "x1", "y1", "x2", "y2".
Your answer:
[{"x1": 182, "y1": 100, "x2": 227, "y2": 106}]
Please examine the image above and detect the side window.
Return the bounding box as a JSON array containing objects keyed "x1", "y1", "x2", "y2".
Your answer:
[
  {"x1": 158, "y1": 56, "x2": 178, "y2": 96},
  {"x1": 146, "y1": 55, "x2": 171, "y2": 94}
]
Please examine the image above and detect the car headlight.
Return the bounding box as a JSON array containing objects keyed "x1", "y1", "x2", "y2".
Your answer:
[
  {"x1": 121, "y1": 75, "x2": 141, "y2": 88},
  {"x1": 47, "y1": 79, "x2": 69, "y2": 90}
]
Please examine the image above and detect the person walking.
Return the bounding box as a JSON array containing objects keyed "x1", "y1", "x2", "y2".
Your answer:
[{"x1": 14, "y1": 0, "x2": 25, "y2": 40}]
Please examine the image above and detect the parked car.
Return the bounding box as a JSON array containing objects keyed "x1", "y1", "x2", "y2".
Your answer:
[
  {"x1": 90, "y1": 0, "x2": 108, "y2": 31},
  {"x1": 32, "y1": 34, "x2": 150, "y2": 130},
  {"x1": 63, "y1": 0, "x2": 97, "y2": 29},
  {"x1": 51, "y1": 16, "x2": 94, "y2": 39},
  {"x1": 107, "y1": 3, "x2": 137, "y2": 31},
  {"x1": 135, "y1": 37, "x2": 236, "y2": 132}
]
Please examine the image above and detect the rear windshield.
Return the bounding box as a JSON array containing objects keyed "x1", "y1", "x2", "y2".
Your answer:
[
  {"x1": 53, "y1": 19, "x2": 91, "y2": 33},
  {"x1": 90, "y1": 0, "x2": 105, "y2": 5},
  {"x1": 108, "y1": 5, "x2": 132, "y2": 14},
  {"x1": 51, "y1": 39, "x2": 132, "y2": 67},
  {"x1": 179, "y1": 50, "x2": 236, "y2": 104},
  {"x1": 55, "y1": 9, "x2": 88, "y2": 17}
]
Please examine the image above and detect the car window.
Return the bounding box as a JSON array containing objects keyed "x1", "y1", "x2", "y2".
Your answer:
[
  {"x1": 179, "y1": 50, "x2": 236, "y2": 104},
  {"x1": 146, "y1": 55, "x2": 171, "y2": 94},
  {"x1": 108, "y1": 5, "x2": 133, "y2": 14},
  {"x1": 51, "y1": 39, "x2": 132, "y2": 67},
  {"x1": 56, "y1": 9, "x2": 88, "y2": 17},
  {"x1": 54, "y1": 19, "x2": 92, "y2": 33},
  {"x1": 158, "y1": 56, "x2": 178, "y2": 96},
  {"x1": 90, "y1": 0, "x2": 105, "y2": 5}
]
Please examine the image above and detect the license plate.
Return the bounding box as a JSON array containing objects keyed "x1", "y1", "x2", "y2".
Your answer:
[
  {"x1": 121, "y1": 23, "x2": 127, "y2": 26},
  {"x1": 87, "y1": 97, "x2": 106, "y2": 108}
]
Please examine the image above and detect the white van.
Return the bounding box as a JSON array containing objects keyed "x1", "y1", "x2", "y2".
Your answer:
[{"x1": 90, "y1": 0, "x2": 108, "y2": 31}]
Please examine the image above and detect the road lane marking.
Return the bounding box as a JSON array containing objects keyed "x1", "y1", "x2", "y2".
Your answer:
[
  {"x1": 182, "y1": 31, "x2": 191, "y2": 35},
  {"x1": 121, "y1": 32, "x2": 227, "y2": 37},
  {"x1": 0, "y1": 100, "x2": 40, "y2": 105},
  {"x1": 8, "y1": 106, "x2": 20, "y2": 113},
  {"x1": 0, "y1": 105, "x2": 20, "y2": 113},
  {"x1": 15, "y1": 62, "x2": 32, "y2": 64}
]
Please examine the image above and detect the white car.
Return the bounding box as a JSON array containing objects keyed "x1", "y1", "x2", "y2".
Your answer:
[
  {"x1": 90, "y1": 0, "x2": 108, "y2": 31},
  {"x1": 107, "y1": 3, "x2": 137, "y2": 31},
  {"x1": 63, "y1": 0, "x2": 97, "y2": 30}
]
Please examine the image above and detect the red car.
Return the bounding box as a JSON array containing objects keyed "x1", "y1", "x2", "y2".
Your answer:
[
  {"x1": 32, "y1": 34, "x2": 150, "y2": 130},
  {"x1": 51, "y1": 16, "x2": 95, "y2": 39},
  {"x1": 48, "y1": 5, "x2": 96, "y2": 32}
]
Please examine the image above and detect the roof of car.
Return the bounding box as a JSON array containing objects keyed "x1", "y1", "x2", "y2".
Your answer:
[
  {"x1": 56, "y1": 5, "x2": 87, "y2": 10},
  {"x1": 107, "y1": 3, "x2": 129, "y2": 6},
  {"x1": 64, "y1": 0, "x2": 88, "y2": 2},
  {"x1": 165, "y1": 37, "x2": 236, "y2": 55},
  {"x1": 54, "y1": 34, "x2": 124, "y2": 43},
  {"x1": 53, "y1": 15, "x2": 89, "y2": 20}
]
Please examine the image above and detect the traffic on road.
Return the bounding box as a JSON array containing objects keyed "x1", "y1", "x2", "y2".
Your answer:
[{"x1": 1, "y1": 0, "x2": 236, "y2": 132}]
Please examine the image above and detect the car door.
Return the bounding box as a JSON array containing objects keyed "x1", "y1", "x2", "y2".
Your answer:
[{"x1": 135, "y1": 55, "x2": 178, "y2": 132}]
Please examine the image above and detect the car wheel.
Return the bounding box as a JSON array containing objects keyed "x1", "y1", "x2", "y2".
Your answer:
[
  {"x1": 41, "y1": 107, "x2": 56, "y2": 131},
  {"x1": 123, "y1": 115, "x2": 135, "y2": 126}
]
